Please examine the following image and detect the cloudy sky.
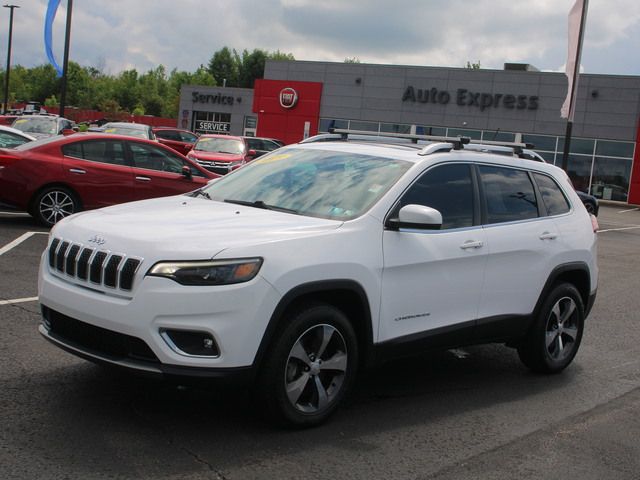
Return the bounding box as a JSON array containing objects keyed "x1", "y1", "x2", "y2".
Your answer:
[{"x1": 4, "y1": 0, "x2": 640, "y2": 76}]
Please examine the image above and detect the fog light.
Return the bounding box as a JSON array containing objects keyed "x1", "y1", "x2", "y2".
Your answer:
[{"x1": 160, "y1": 329, "x2": 220, "y2": 357}]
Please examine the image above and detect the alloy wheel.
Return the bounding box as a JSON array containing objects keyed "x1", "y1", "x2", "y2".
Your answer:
[
  {"x1": 39, "y1": 190, "x2": 76, "y2": 225},
  {"x1": 284, "y1": 324, "x2": 348, "y2": 414},
  {"x1": 545, "y1": 296, "x2": 579, "y2": 362}
]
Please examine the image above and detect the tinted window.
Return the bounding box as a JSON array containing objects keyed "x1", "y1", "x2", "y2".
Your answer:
[
  {"x1": 395, "y1": 164, "x2": 474, "y2": 229},
  {"x1": 533, "y1": 173, "x2": 570, "y2": 216},
  {"x1": 0, "y1": 131, "x2": 30, "y2": 148},
  {"x1": 155, "y1": 130, "x2": 180, "y2": 141},
  {"x1": 62, "y1": 140, "x2": 126, "y2": 166},
  {"x1": 179, "y1": 131, "x2": 197, "y2": 143},
  {"x1": 479, "y1": 166, "x2": 538, "y2": 224},
  {"x1": 129, "y1": 142, "x2": 185, "y2": 173}
]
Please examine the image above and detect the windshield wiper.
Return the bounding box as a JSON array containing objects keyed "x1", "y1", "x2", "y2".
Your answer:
[{"x1": 224, "y1": 199, "x2": 298, "y2": 214}]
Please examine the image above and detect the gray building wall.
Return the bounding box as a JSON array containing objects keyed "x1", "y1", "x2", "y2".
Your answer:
[
  {"x1": 264, "y1": 61, "x2": 640, "y2": 142},
  {"x1": 179, "y1": 85, "x2": 254, "y2": 135}
]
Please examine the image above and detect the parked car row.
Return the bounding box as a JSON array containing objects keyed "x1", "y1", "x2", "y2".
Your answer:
[{"x1": 0, "y1": 133, "x2": 218, "y2": 226}]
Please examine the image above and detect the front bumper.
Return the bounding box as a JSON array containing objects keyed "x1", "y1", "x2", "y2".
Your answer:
[
  {"x1": 38, "y1": 255, "x2": 281, "y2": 374},
  {"x1": 39, "y1": 322, "x2": 254, "y2": 383}
]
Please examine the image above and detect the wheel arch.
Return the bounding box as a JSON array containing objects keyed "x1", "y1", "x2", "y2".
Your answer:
[
  {"x1": 252, "y1": 280, "x2": 375, "y2": 374},
  {"x1": 535, "y1": 262, "x2": 591, "y2": 319}
]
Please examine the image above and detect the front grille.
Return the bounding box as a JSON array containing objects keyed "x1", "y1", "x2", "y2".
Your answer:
[
  {"x1": 43, "y1": 306, "x2": 159, "y2": 363},
  {"x1": 48, "y1": 238, "x2": 142, "y2": 292}
]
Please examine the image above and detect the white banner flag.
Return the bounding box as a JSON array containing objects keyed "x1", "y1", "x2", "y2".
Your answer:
[{"x1": 561, "y1": 0, "x2": 587, "y2": 120}]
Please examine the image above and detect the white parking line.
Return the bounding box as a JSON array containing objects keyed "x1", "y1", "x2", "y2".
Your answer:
[
  {"x1": 0, "y1": 231, "x2": 48, "y2": 256},
  {"x1": 598, "y1": 225, "x2": 640, "y2": 233},
  {"x1": 0, "y1": 211, "x2": 29, "y2": 216},
  {"x1": 0, "y1": 296, "x2": 38, "y2": 306},
  {"x1": 618, "y1": 207, "x2": 640, "y2": 213}
]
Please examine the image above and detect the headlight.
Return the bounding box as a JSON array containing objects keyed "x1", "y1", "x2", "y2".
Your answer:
[{"x1": 147, "y1": 258, "x2": 263, "y2": 286}]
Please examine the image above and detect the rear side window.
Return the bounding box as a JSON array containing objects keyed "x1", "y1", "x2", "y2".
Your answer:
[
  {"x1": 395, "y1": 163, "x2": 474, "y2": 229},
  {"x1": 479, "y1": 165, "x2": 538, "y2": 224},
  {"x1": 62, "y1": 140, "x2": 127, "y2": 166},
  {"x1": 156, "y1": 130, "x2": 180, "y2": 141},
  {"x1": 533, "y1": 173, "x2": 571, "y2": 216}
]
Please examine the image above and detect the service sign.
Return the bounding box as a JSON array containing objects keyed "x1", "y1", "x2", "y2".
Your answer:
[
  {"x1": 279, "y1": 88, "x2": 298, "y2": 109},
  {"x1": 196, "y1": 121, "x2": 230, "y2": 133}
]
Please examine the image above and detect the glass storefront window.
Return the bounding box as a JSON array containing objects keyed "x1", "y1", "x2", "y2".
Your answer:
[
  {"x1": 590, "y1": 157, "x2": 631, "y2": 201},
  {"x1": 565, "y1": 154, "x2": 593, "y2": 193},
  {"x1": 595, "y1": 140, "x2": 635, "y2": 158},
  {"x1": 447, "y1": 128, "x2": 482, "y2": 139},
  {"x1": 522, "y1": 134, "x2": 557, "y2": 152},
  {"x1": 349, "y1": 120, "x2": 379, "y2": 132},
  {"x1": 558, "y1": 137, "x2": 595, "y2": 155},
  {"x1": 416, "y1": 125, "x2": 447, "y2": 136},
  {"x1": 380, "y1": 123, "x2": 412, "y2": 134},
  {"x1": 482, "y1": 131, "x2": 515, "y2": 142}
]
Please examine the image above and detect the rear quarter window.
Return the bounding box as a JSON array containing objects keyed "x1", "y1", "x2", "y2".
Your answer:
[{"x1": 533, "y1": 172, "x2": 571, "y2": 216}]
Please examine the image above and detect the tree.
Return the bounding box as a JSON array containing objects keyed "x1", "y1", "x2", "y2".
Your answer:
[
  {"x1": 344, "y1": 57, "x2": 361, "y2": 63},
  {"x1": 268, "y1": 50, "x2": 295, "y2": 61},
  {"x1": 465, "y1": 60, "x2": 481, "y2": 70},
  {"x1": 239, "y1": 49, "x2": 267, "y2": 88},
  {"x1": 207, "y1": 47, "x2": 239, "y2": 87}
]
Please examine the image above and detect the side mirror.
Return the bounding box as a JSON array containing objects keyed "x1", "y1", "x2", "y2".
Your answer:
[
  {"x1": 181, "y1": 165, "x2": 193, "y2": 180},
  {"x1": 246, "y1": 149, "x2": 257, "y2": 159},
  {"x1": 61, "y1": 129, "x2": 75, "y2": 136},
  {"x1": 386, "y1": 204, "x2": 443, "y2": 231}
]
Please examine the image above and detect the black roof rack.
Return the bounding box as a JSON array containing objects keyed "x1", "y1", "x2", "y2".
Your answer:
[
  {"x1": 319, "y1": 128, "x2": 538, "y2": 157},
  {"x1": 327, "y1": 128, "x2": 471, "y2": 150}
]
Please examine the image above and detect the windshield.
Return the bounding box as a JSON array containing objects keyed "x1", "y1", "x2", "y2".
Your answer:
[
  {"x1": 12, "y1": 117, "x2": 57, "y2": 135},
  {"x1": 202, "y1": 147, "x2": 411, "y2": 220},
  {"x1": 194, "y1": 137, "x2": 244, "y2": 155}
]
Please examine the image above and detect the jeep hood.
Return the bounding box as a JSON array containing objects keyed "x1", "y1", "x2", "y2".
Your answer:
[{"x1": 52, "y1": 195, "x2": 343, "y2": 260}]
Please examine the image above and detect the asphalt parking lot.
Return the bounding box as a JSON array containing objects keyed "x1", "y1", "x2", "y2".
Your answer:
[{"x1": 1, "y1": 205, "x2": 639, "y2": 479}]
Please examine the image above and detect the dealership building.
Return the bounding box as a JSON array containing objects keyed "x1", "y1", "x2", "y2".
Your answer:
[{"x1": 179, "y1": 60, "x2": 640, "y2": 204}]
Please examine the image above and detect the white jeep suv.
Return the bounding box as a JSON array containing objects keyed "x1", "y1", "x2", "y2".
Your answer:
[{"x1": 38, "y1": 132, "x2": 598, "y2": 426}]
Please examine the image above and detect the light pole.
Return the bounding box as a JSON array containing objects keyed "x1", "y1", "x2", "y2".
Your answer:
[{"x1": 2, "y1": 4, "x2": 19, "y2": 114}]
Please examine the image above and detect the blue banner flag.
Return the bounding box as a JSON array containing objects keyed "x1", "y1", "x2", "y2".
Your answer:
[{"x1": 44, "y1": 0, "x2": 63, "y2": 77}]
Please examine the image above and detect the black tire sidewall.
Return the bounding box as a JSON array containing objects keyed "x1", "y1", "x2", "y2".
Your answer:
[
  {"x1": 259, "y1": 303, "x2": 359, "y2": 427},
  {"x1": 521, "y1": 283, "x2": 585, "y2": 373}
]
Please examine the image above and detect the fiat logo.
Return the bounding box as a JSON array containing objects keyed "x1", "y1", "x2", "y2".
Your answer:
[{"x1": 279, "y1": 87, "x2": 298, "y2": 109}]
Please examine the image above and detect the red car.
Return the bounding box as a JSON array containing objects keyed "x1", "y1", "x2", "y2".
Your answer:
[
  {"x1": 186, "y1": 135, "x2": 284, "y2": 175},
  {"x1": 153, "y1": 127, "x2": 198, "y2": 156},
  {"x1": 0, "y1": 133, "x2": 218, "y2": 226}
]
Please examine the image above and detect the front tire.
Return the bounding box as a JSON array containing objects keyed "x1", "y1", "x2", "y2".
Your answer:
[
  {"x1": 257, "y1": 303, "x2": 358, "y2": 427},
  {"x1": 518, "y1": 283, "x2": 584, "y2": 373},
  {"x1": 33, "y1": 187, "x2": 80, "y2": 227}
]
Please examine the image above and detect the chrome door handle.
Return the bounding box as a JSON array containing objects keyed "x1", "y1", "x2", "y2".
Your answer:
[
  {"x1": 135, "y1": 176, "x2": 151, "y2": 182},
  {"x1": 69, "y1": 168, "x2": 86, "y2": 174},
  {"x1": 460, "y1": 240, "x2": 484, "y2": 250},
  {"x1": 539, "y1": 232, "x2": 558, "y2": 240}
]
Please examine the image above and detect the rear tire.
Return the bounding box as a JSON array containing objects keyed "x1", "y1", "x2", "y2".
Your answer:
[
  {"x1": 33, "y1": 187, "x2": 80, "y2": 227},
  {"x1": 256, "y1": 303, "x2": 358, "y2": 427},
  {"x1": 518, "y1": 283, "x2": 584, "y2": 373}
]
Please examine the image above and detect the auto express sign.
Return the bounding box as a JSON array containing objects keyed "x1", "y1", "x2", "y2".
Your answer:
[{"x1": 402, "y1": 86, "x2": 539, "y2": 111}]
